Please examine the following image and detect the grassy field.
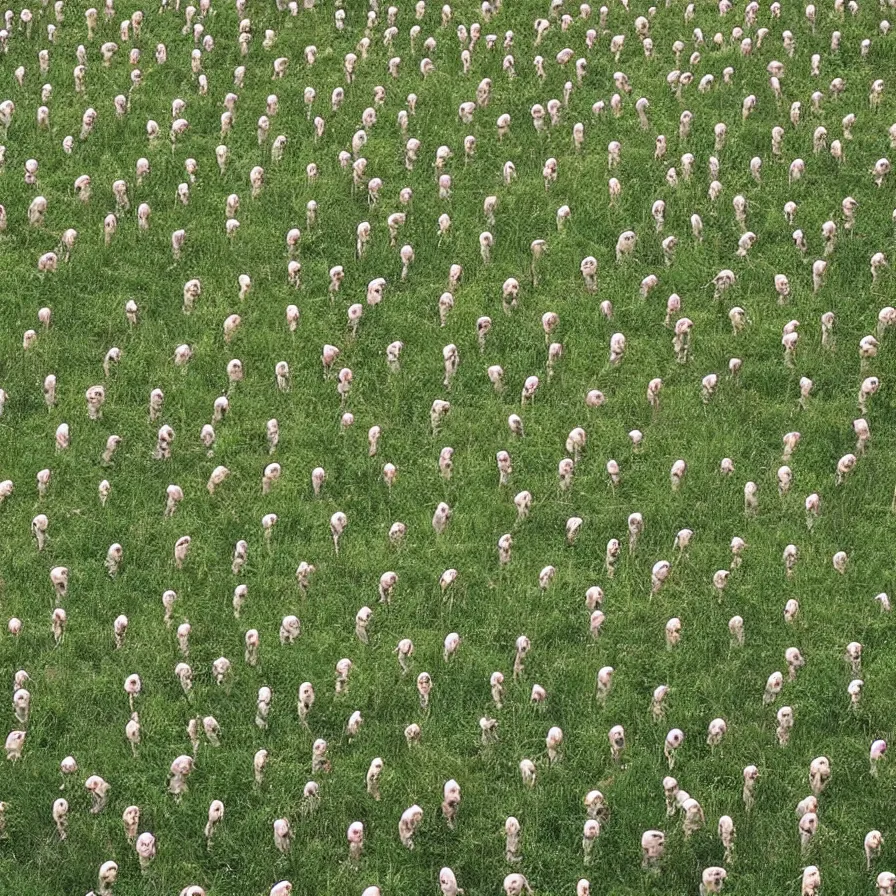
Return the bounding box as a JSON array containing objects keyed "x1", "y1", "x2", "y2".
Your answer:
[{"x1": 1, "y1": 0, "x2": 896, "y2": 894}]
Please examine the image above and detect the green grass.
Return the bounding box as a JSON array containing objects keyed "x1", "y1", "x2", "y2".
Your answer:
[{"x1": 1, "y1": 1, "x2": 896, "y2": 894}]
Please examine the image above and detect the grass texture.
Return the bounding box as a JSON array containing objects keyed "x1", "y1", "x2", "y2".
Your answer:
[{"x1": 1, "y1": 0, "x2": 896, "y2": 894}]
